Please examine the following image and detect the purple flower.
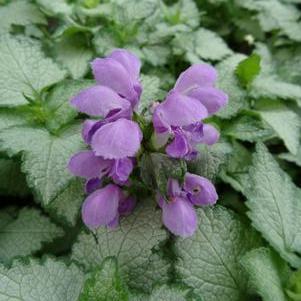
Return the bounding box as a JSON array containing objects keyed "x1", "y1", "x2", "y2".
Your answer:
[
  {"x1": 157, "y1": 174, "x2": 218, "y2": 237},
  {"x1": 68, "y1": 150, "x2": 135, "y2": 188},
  {"x1": 91, "y1": 49, "x2": 142, "y2": 108},
  {"x1": 173, "y1": 64, "x2": 228, "y2": 116},
  {"x1": 157, "y1": 179, "x2": 197, "y2": 237},
  {"x1": 152, "y1": 64, "x2": 226, "y2": 159},
  {"x1": 81, "y1": 184, "x2": 136, "y2": 229},
  {"x1": 183, "y1": 173, "x2": 218, "y2": 205},
  {"x1": 71, "y1": 49, "x2": 141, "y2": 120}
]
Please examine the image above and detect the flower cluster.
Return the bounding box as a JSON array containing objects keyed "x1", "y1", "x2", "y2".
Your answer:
[
  {"x1": 152, "y1": 64, "x2": 228, "y2": 160},
  {"x1": 68, "y1": 49, "x2": 228, "y2": 236},
  {"x1": 68, "y1": 50, "x2": 142, "y2": 229}
]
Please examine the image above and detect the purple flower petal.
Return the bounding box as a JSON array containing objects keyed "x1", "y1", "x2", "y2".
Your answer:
[
  {"x1": 118, "y1": 196, "x2": 136, "y2": 216},
  {"x1": 199, "y1": 124, "x2": 220, "y2": 145},
  {"x1": 91, "y1": 118, "x2": 142, "y2": 159},
  {"x1": 82, "y1": 120, "x2": 99, "y2": 144},
  {"x1": 153, "y1": 91, "x2": 208, "y2": 129},
  {"x1": 71, "y1": 86, "x2": 131, "y2": 117},
  {"x1": 108, "y1": 49, "x2": 141, "y2": 81},
  {"x1": 107, "y1": 214, "x2": 120, "y2": 229},
  {"x1": 174, "y1": 64, "x2": 217, "y2": 94},
  {"x1": 167, "y1": 179, "x2": 181, "y2": 197},
  {"x1": 166, "y1": 130, "x2": 189, "y2": 158},
  {"x1": 85, "y1": 177, "x2": 102, "y2": 194},
  {"x1": 184, "y1": 173, "x2": 218, "y2": 206},
  {"x1": 81, "y1": 184, "x2": 121, "y2": 229},
  {"x1": 68, "y1": 150, "x2": 108, "y2": 179},
  {"x1": 91, "y1": 57, "x2": 139, "y2": 106},
  {"x1": 183, "y1": 122, "x2": 204, "y2": 143},
  {"x1": 110, "y1": 158, "x2": 134, "y2": 183},
  {"x1": 188, "y1": 87, "x2": 228, "y2": 115},
  {"x1": 162, "y1": 197, "x2": 197, "y2": 237}
]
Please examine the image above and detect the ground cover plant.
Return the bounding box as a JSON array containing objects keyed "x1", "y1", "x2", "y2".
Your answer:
[{"x1": 0, "y1": 0, "x2": 300, "y2": 300}]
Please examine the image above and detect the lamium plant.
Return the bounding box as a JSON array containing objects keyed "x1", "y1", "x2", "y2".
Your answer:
[{"x1": 68, "y1": 49, "x2": 227, "y2": 237}]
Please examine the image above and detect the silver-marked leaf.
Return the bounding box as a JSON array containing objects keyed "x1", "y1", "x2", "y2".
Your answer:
[
  {"x1": 175, "y1": 206, "x2": 260, "y2": 301},
  {"x1": 0, "y1": 124, "x2": 84, "y2": 205},
  {"x1": 0, "y1": 35, "x2": 66, "y2": 107},
  {"x1": 0, "y1": 207, "x2": 63, "y2": 264},
  {"x1": 245, "y1": 143, "x2": 301, "y2": 268},
  {"x1": 0, "y1": 257, "x2": 84, "y2": 301},
  {"x1": 72, "y1": 199, "x2": 169, "y2": 293}
]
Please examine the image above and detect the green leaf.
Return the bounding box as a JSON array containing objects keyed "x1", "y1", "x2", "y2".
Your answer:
[
  {"x1": 174, "y1": 206, "x2": 260, "y2": 301},
  {"x1": 0, "y1": 35, "x2": 66, "y2": 107},
  {"x1": 235, "y1": 54, "x2": 261, "y2": 88},
  {"x1": 220, "y1": 141, "x2": 252, "y2": 193},
  {"x1": 140, "y1": 153, "x2": 187, "y2": 195},
  {"x1": 245, "y1": 143, "x2": 301, "y2": 268},
  {"x1": 138, "y1": 75, "x2": 164, "y2": 114},
  {"x1": 0, "y1": 207, "x2": 63, "y2": 264},
  {"x1": 224, "y1": 114, "x2": 275, "y2": 142},
  {"x1": 44, "y1": 79, "x2": 93, "y2": 132},
  {"x1": 36, "y1": 0, "x2": 73, "y2": 16},
  {"x1": 241, "y1": 247, "x2": 290, "y2": 301},
  {"x1": 0, "y1": 257, "x2": 84, "y2": 300},
  {"x1": 258, "y1": 102, "x2": 301, "y2": 155},
  {"x1": 188, "y1": 141, "x2": 232, "y2": 180},
  {"x1": 80, "y1": 257, "x2": 129, "y2": 301},
  {"x1": 174, "y1": 28, "x2": 232, "y2": 63},
  {"x1": 0, "y1": 158, "x2": 29, "y2": 197},
  {"x1": 0, "y1": 124, "x2": 84, "y2": 205},
  {"x1": 286, "y1": 268, "x2": 301, "y2": 301},
  {"x1": 248, "y1": 0, "x2": 301, "y2": 42},
  {"x1": 46, "y1": 178, "x2": 84, "y2": 227},
  {"x1": 54, "y1": 34, "x2": 93, "y2": 79},
  {"x1": 216, "y1": 54, "x2": 248, "y2": 119},
  {"x1": 0, "y1": 108, "x2": 28, "y2": 132},
  {"x1": 251, "y1": 77, "x2": 301, "y2": 106},
  {"x1": 72, "y1": 199, "x2": 169, "y2": 293},
  {"x1": 0, "y1": 0, "x2": 46, "y2": 34},
  {"x1": 279, "y1": 150, "x2": 301, "y2": 167}
]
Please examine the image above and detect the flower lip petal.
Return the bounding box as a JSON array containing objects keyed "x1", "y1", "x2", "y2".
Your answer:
[
  {"x1": 162, "y1": 196, "x2": 197, "y2": 237},
  {"x1": 166, "y1": 130, "x2": 189, "y2": 158},
  {"x1": 81, "y1": 184, "x2": 121, "y2": 229},
  {"x1": 174, "y1": 64, "x2": 218, "y2": 94},
  {"x1": 91, "y1": 118, "x2": 142, "y2": 159},
  {"x1": 71, "y1": 85, "x2": 131, "y2": 117},
  {"x1": 199, "y1": 124, "x2": 220, "y2": 145}
]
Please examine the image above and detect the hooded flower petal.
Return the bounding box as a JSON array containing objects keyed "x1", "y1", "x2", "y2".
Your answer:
[
  {"x1": 81, "y1": 184, "x2": 121, "y2": 229},
  {"x1": 71, "y1": 85, "x2": 131, "y2": 117},
  {"x1": 162, "y1": 197, "x2": 197, "y2": 237},
  {"x1": 68, "y1": 150, "x2": 109, "y2": 179},
  {"x1": 91, "y1": 57, "x2": 139, "y2": 106},
  {"x1": 174, "y1": 64, "x2": 217, "y2": 94},
  {"x1": 91, "y1": 118, "x2": 142, "y2": 159},
  {"x1": 188, "y1": 87, "x2": 228, "y2": 115},
  {"x1": 199, "y1": 124, "x2": 220, "y2": 145},
  {"x1": 166, "y1": 130, "x2": 189, "y2": 158},
  {"x1": 184, "y1": 173, "x2": 218, "y2": 206},
  {"x1": 108, "y1": 49, "x2": 141, "y2": 80},
  {"x1": 153, "y1": 91, "x2": 208, "y2": 130}
]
